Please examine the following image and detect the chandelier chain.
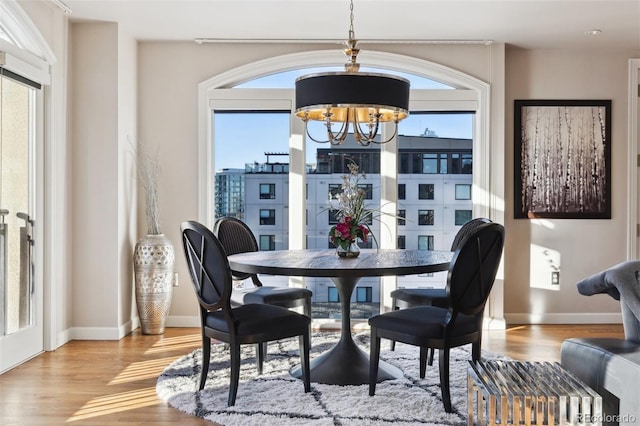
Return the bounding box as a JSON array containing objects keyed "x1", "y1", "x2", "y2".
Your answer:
[{"x1": 349, "y1": 0, "x2": 355, "y2": 40}]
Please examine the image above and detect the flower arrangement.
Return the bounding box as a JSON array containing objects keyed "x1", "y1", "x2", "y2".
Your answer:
[{"x1": 328, "y1": 162, "x2": 373, "y2": 252}]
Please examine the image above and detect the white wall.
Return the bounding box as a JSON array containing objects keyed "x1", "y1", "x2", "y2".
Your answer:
[
  {"x1": 504, "y1": 47, "x2": 638, "y2": 323},
  {"x1": 68, "y1": 21, "x2": 138, "y2": 338}
]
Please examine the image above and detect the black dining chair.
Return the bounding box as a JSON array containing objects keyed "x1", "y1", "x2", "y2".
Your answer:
[
  {"x1": 180, "y1": 220, "x2": 311, "y2": 406},
  {"x1": 213, "y1": 216, "x2": 313, "y2": 371},
  {"x1": 389, "y1": 217, "x2": 492, "y2": 357},
  {"x1": 368, "y1": 221, "x2": 504, "y2": 413}
]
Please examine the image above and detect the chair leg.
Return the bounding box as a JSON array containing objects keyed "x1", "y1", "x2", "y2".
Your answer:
[
  {"x1": 199, "y1": 335, "x2": 211, "y2": 390},
  {"x1": 428, "y1": 347, "x2": 435, "y2": 366},
  {"x1": 228, "y1": 343, "x2": 241, "y2": 407},
  {"x1": 419, "y1": 347, "x2": 427, "y2": 378},
  {"x1": 439, "y1": 348, "x2": 452, "y2": 413},
  {"x1": 369, "y1": 328, "x2": 381, "y2": 396},
  {"x1": 390, "y1": 296, "x2": 397, "y2": 351},
  {"x1": 304, "y1": 298, "x2": 312, "y2": 347},
  {"x1": 299, "y1": 333, "x2": 311, "y2": 393},
  {"x1": 256, "y1": 343, "x2": 266, "y2": 375},
  {"x1": 472, "y1": 338, "x2": 481, "y2": 362}
]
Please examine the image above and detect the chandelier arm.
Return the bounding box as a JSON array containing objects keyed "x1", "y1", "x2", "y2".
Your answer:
[
  {"x1": 371, "y1": 121, "x2": 400, "y2": 144},
  {"x1": 303, "y1": 122, "x2": 333, "y2": 144},
  {"x1": 353, "y1": 114, "x2": 400, "y2": 145},
  {"x1": 352, "y1": 110, "x2": 381, "y2": 145},
  {"x1": 327, "y1": 116, "x2": 349, "y2": 145},
  {"x1": 302, "y1": 117, "x2": 350, "y2": 144}
]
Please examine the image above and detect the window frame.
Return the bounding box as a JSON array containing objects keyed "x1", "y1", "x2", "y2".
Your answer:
[
  {"x1": 418, "y1": 183, "x2": 435, "y2": 200},
  {"x1": 259, "y1": 208, "x2": 276, "y2": 225},
  {"x1": 418, "y1": 235, "x2": 434, "y2": 250},
  {"x1": 455, "y1": 184, "x2": 472, "y2": 200},
  {"x1": 259, "y1": 183, "x2": 276, "y2": 200},
  {"x1": 418, "y1": 209, "x2": 435, "y2": 226},
  {"x1": 259, "y1": 234, "x2": 276, "y2": 251},
  {"x1": 356, "y1": 287, "x2": 373, "y2": 303}
]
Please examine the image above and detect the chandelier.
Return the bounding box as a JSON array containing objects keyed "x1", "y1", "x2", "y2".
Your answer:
[{"x1": 294, "y1": 0, "x2": 410, "y2": 146}]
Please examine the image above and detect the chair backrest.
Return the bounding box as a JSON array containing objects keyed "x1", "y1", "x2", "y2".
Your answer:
[
  {"x1": 213, "y1": 217, "x2": 259, "y2": 282},
  {"x1": 181, "y1": 220, "x2": 233, "y2": 314},
  {"x1": 447, "y1": 222, "x2": 505, "y2": 317},
  {"x1": 450, "y1": 217, "x2": 492, "y2": 251}
]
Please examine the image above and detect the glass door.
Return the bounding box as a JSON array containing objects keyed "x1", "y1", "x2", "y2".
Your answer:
[{"x1": 0, "y1": 70, "x2": 42, "y2": 373}]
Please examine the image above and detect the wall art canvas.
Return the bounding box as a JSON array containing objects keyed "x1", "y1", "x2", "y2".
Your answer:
[{"x1": 514, "y1": 100, "x2": 611, "y2": 219}]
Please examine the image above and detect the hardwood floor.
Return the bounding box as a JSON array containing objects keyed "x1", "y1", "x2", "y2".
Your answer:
[{"x1": 0, "y1": 324, "x2": 623, "y2": 425}]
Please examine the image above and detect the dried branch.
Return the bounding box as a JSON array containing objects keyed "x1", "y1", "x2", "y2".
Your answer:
[{"x1": 135, "y1": 142, "x2": 162, "y2": 235}]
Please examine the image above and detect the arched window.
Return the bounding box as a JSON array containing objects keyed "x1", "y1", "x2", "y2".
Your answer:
[{"x1": 199, "y1": 50, "x2": 490, "y2": 320}]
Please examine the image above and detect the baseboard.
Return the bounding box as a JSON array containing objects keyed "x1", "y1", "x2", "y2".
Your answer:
[
  {"x1": 505, "y1": 313, "x2": 623, "y2": 324},
  {"x1": 166, "y1": 315, "x2": 200, "y2": 327},
  {"x1": 68, "y1": 319, "x2": 140, "y2": 341}
]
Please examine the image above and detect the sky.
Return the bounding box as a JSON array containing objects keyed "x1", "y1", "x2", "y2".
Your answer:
[{"x1": 213, "y1": 68, "x2": 474, "y2": 171}]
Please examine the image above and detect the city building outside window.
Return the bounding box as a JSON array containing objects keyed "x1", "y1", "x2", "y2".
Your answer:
[
  {"x1": 455, "y1": 184, "x2": 472, "y2": 200},
  {"x1": 418, "y1": 235, "x2": 434, "y2": 250},
  {"x1": 328, "y1": 209, "x2": 340, "y2": 224},
  {"x1": 398, "y1": 235, "x2": 406, "y2": 249},
  {"x1": 259, "y1": 183, "x2": 276, "y2": 199},
  {"x1": 259, "y1": 235, "x2": 276, "y2": 250},
  {"x1": 358, "y1": 239, "x2": 373, "y2": 249},
  {"x1": 398, "y1": 209, "x2": 406, "y2": 226},
  {"x1": 400, "y1": 152, "x2": 473, "y2": 175},
  {"x1": 418, "y1": 209, "x2": 435, "y2": 225},
  {"x1": 328, "y1": 183, "x2": 341, "y2": 199},
  {"x1": 398, "y1": 183, "x2": 406, "y2": 200},
  {"x1": 259, "y1": 209, "x2": 276, "y2": 225},
  {"x1": 422, "y1": 153, "x2": 438, "y2": 174},
  {"x1": 451, "y1": 153, "x2": 473, "y2": 174},
  {"x1": 328, "y1": 287, "x2": 339, "y2": 302},
  {"x1": 418, "y1": 183, "x2": 434, "y2": 200},
  {"x1": 439, "y1": 153, "x2": 448, "y2": 174},
  {"x1": 211, "y1": 71, "x2": 476, "y2": 321},
  {"x1": 356, "y1": 287, "x2": 373, "y2": 303},
  {"x1": 358, "y1": 184, "x2": 373, "y2": 200},
  {"x1": 455, "y1": 210, "x2": 473, "y2": 226}
]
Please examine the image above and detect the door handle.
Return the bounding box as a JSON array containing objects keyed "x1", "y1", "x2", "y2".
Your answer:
[{"x1": 17, "y1": 212, "x2": 34, "y2": 246}]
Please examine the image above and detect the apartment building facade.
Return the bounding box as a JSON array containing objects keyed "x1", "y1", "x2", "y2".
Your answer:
[{"x1": 214, "y1": 133, "x2": 472, "y2": 316}]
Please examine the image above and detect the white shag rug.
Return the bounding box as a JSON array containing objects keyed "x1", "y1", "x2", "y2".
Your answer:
[{"x1": 156, "y1": 332, "x2": 508, "y2": 426}]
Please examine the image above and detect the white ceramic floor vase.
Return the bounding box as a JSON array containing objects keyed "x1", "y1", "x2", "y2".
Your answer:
[{"x1": 134, "y1": 234, "x2": 174, "y2": 334}]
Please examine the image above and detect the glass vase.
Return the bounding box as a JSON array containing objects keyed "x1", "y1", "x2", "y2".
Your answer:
[{"x1": 337, "y1": 241, "x2": 360, "y2": 258}]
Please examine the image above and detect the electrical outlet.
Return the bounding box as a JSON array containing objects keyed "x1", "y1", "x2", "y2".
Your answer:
[
  {"x1": 551, "y1": 271, "x2": 560, "y2": 285},
  {"x1": 173, "y1": 272, "x2": 179, "y2": 287}
]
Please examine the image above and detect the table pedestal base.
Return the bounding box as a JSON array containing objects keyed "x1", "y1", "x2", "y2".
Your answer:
[{"x1": 290, "y1": 336, "x2": 403, "y2": 385}]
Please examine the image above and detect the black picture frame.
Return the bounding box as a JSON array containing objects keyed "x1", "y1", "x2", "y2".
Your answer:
[{"x1": 514, "y1": 99, "x2": 611, "y2": 219}]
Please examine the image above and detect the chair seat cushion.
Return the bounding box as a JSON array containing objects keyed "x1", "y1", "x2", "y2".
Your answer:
[
  {"x1": 205, "y1": 303, "x2": 310, "y2": 339},
  {"x1": 369, "y1": 306, "x2": 477, "y2": 341},
  {"x1": 391, "y1": 288, "x2": 449, "y2": 308},
  {"x1": 231, "y1": 286, "x2": 311, "y2": 307}
]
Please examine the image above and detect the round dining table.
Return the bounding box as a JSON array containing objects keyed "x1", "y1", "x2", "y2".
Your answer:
[{"x1": 227, "y1": 248, "x2": 453, "y2": 385}]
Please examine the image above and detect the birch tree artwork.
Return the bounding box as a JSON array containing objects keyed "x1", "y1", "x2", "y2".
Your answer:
[{"x1": 515, "y1": 100, "x2": 611, "y2": 219}]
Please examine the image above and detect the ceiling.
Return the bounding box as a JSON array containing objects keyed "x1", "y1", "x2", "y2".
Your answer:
[{"x1": 63, "y1": 0, "x2": 640, "y2": 50}]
